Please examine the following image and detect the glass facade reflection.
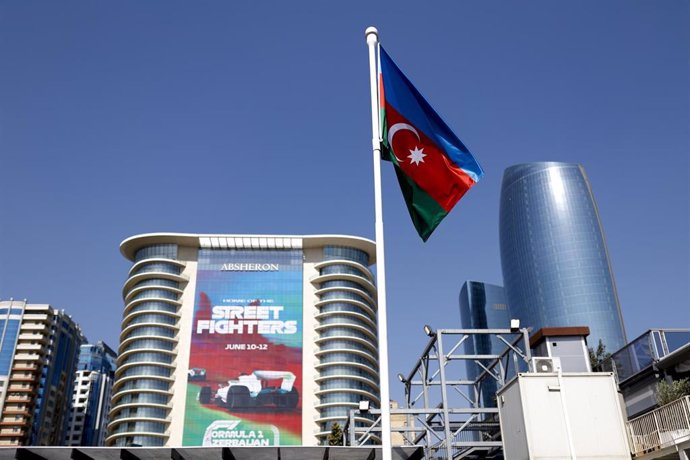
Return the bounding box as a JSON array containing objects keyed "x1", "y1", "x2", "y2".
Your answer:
[
  {"x1": 0, "y1": 318, "x2": 21, "y2": 376},
  {"x1": 66, "y1": 341, "x2": 117, "y2": 446},
  {"x1": 459, "y1": 281, "x2": 511, "y2": 408},
  {"x1": 499, "y1": 162, "x2": 627, "y2": 352},
  {"x1": 607, "y1": 329, "x2": 690, "y2": 383},
  {"x1": 134, "y1": 244, "x2": 177, "y2": 262}
]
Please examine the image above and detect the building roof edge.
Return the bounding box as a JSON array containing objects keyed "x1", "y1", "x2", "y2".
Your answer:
[{"x1": 120, "y1": 233, "x2": 376, "y2": 263}]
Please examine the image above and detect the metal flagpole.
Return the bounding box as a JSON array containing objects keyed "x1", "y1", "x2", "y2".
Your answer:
[{"x1": 365, "y1": 26, "x2": 392, "y2": 460}]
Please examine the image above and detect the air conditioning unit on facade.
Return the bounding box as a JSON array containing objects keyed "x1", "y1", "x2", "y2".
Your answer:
[{"x1": 530, "y1": 357, "x2": 562, "y2": 373}]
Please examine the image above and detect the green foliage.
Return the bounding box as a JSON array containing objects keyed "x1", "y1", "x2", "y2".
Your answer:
[
  {"x1": 327, "y1": 422, "x2": 343, "y2": 446},
  {"x1": 656, "y1": 378, "x2": 690, "y2": 406},
  {"x1": 588, "y1": 339, "x2": 611, "y2": 371}
]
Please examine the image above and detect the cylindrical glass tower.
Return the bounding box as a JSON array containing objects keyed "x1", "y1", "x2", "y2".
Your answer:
[{"x1": 499, "y1": 162, "x2": 627, "y2": 352}]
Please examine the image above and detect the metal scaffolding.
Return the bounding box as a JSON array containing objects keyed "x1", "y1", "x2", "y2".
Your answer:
[{"x1": 346, "y1": 328, "x2": 533, "y2": 459}]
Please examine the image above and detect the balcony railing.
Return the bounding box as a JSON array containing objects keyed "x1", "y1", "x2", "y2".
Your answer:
[{"x1": 627, "y1": 395, "x2": 690, "y2": 457}]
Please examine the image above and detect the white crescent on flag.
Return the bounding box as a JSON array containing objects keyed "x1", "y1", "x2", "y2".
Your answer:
[{"x1": 387, "y1": 122, "x2": 420, "y2": 163}]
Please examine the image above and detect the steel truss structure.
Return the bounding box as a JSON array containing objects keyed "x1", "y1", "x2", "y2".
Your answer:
[{"x1": 346, "y1": 328, "x2": 533, "y2": 459}]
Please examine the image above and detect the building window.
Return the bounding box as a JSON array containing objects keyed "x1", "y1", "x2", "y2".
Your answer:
[
  {"x1": 134, "y1": 245, "x2": 178, "y2": 262},
  {"x1": 324, "y1": 246, "x2": 369, "y2": 266}
]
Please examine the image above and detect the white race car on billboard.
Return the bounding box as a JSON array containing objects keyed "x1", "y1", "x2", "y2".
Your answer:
[{"x1": 198, "y1": 370, "x2": 298, "y2": 410}]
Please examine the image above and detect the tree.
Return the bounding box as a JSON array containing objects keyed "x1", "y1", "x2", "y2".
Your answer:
[
  {"x1": 588, "y1": 339, "x2": 611, "y2": 371},
  {"x1": 327, "y1": 422, "x2": 344, "y2": 446},
  {"x1": 656, "y1": 378, "x2": 690, "y2": 406}
]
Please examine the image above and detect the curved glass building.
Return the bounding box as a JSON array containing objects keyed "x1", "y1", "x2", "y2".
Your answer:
[
  {"x1": 499, "y1": 162, "x2": 627, "y2": 352},
  {"x1": 106, "y1": 234, "x2": 379, "y2": 447}
]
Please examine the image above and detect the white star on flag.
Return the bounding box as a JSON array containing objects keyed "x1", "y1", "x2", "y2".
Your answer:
[{"x1": 408, "y1": 146, "x2": 426, "y2": 166}]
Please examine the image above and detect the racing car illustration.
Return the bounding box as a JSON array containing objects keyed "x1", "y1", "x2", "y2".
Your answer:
[
  {"x1": 198, "y1": 370, "x2": 299, "y2": 410},
  {"x1": 187, "y1": 367, "x2": 207, "y2": 381}
]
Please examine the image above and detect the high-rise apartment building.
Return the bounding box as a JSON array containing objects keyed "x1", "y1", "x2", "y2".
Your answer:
[
  {"x1": 0, "y1": 300, "x2": 83, "y2": 446},
  {"x1": 107, "y1": 233, "x2": 380, "y2": 448},
  {"x1": 65, "y1": 341, "x2": 117, "y2": 446},
  {"x1": 499, "y1": 162, "x2": 627, "y2": 352},
  {"x1": 459, "y1": 281, "x2": 512, "y2": 407}
]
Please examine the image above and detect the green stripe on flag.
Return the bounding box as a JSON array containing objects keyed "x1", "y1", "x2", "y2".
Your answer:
[
  {"x1": 380, "y1": 109, "x2": 395, "y2": 163},
  {"x1": 393, "y1": 165, "x2": 448, "y2": 242}
]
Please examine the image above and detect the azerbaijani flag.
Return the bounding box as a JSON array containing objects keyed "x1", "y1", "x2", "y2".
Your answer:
[{"x1": 379, "y1": 47, "x2": 483, "y2": 241}]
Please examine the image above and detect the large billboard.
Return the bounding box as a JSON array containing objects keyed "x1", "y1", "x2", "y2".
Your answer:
[{"x1": 183, "y1": 249, "x2": 303, "y2": 446}]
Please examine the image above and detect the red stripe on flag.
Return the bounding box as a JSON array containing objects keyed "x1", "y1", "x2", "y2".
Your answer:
[
  {"x1": 379, "y1": 73, "x2": 385, "y2": 111},
  {"x1": 385, "y1": 104, "x2": 475, "y2": 212}
]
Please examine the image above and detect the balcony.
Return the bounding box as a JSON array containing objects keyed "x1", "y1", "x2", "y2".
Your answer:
[
  {"x1": 12, "y1": 354, "x2": 42, "y2": 361},
  {"x1": 627, "y1": 395, "x2": 690, "y2": 458},
  {"x1": 0, "y1": 420, "x2": 29, "y2": 427},
  {"x1": 11, "y1": 364, "x2": 38, "y2": 372},
  {"x1": 7, "y1": 387, "x2": 33, "y2": 393},
  {"x1": 5, "y1": 396, "x2": 31, "y2": 404},
  {"x1": 16, "y1": 343, "x2": 44, "y2": 352},
  {"x1": 20, "y1": 323, "x2": 47, "y2": 331},
  {"x1": 10, "y1": 375, "x2": 37, "y2": 383},
  {"x1": 17, "y1": 332, "x2": 45, "y2": 338},
  {"x1": 21, "y1": 314, "x2": 48, "y2": 321},
  {"x1": 2, "y1": 409, "x2": 30, "y2": 416}
]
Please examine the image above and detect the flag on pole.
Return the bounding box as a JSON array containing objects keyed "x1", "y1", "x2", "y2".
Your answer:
[{"x1": 379, "y1": 47, "x2": 483, "y2": 241}]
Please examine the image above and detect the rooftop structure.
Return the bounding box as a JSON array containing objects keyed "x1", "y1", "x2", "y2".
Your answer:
[{"x1": 605, "y1": 328, "x2": 690, "y2": 418}]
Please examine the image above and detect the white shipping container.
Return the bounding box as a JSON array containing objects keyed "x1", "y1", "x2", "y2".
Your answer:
[{"x1": 497, "y1": 372, "x2": 630, "y2": 459}]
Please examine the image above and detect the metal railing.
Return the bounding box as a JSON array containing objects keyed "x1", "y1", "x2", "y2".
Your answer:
[{"x1": 627, "y1": 395, "x2": 690, "y2": 456}]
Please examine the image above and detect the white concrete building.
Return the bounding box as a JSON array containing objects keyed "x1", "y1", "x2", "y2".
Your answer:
[{"x1": 106, "y1": 233, "x2": 380, "y2": 448}]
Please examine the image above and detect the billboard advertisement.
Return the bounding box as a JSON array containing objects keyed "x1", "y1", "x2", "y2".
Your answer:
[{"x1": 183, "y1": 249, "x2": 303, "y2": 446}]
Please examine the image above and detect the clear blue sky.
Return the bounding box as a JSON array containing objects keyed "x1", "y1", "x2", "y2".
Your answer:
[{"x1": 1, "y1": 1, "x2": 688, "y2": 403}]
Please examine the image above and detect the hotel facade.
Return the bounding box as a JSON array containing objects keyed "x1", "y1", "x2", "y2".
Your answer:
[{"x1": 106, "y1": 234, "x2": 380, "y2": 447}]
